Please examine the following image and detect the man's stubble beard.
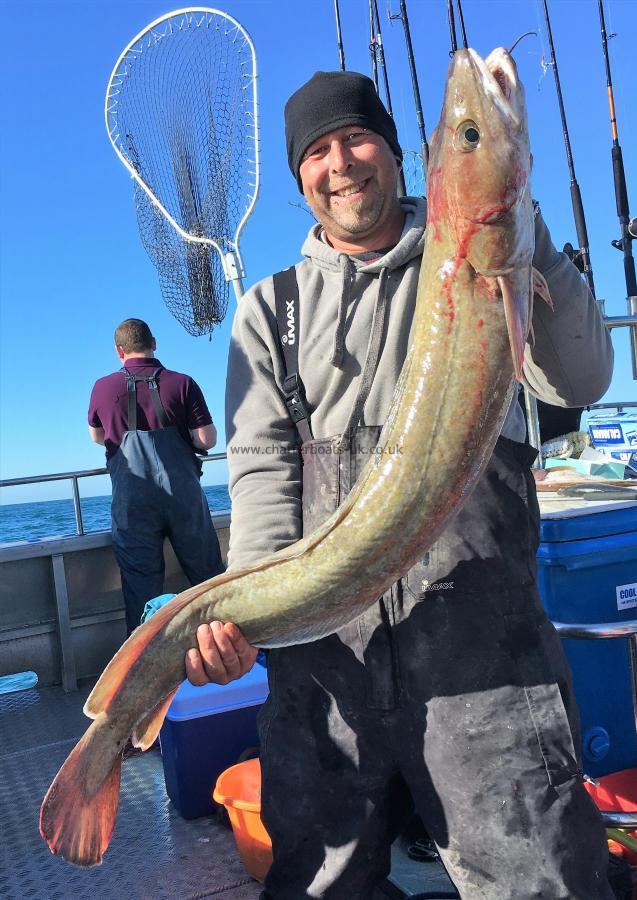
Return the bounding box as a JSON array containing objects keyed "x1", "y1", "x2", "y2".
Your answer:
[{"x1": 316, "y1": 185, "x2": 387, "y2": 239}]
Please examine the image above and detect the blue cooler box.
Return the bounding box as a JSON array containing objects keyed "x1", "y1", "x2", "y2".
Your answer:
[
  {"x1": 160, "y1": 661, "x2": 269, "y2": 818},
  {"x1": 537, "y1": 499, "x2": 637, "y2": 777}
]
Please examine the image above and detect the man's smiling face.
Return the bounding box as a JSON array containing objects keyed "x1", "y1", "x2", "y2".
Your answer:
[{"x1": 298, "y1": 125, "x2": 402, "y2": 250}]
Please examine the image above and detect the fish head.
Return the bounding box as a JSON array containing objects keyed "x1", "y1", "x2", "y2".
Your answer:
[
  {"x1": 427, "y1": 47, "x2": 534, "y2": 275},
  {"x1": 427, "y1": 47, "x2": 537, "y2": 378}
]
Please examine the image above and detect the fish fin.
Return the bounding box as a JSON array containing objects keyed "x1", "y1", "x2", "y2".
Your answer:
[
  {"x1": 497, "y1": 268, "x2": 533, "y2": 380},
  {"x1": 84, "y1": 578, "x2": 232, "y2": 717},
  {"x1": 131, "y1": 688, "x2": 178, "y2": 750},
  {"x1": 532, "y1": 267, "x2": 554, "y2": 309},
  {"x1": 40, "y1": 719, "x2": 122, "y2": 867}
]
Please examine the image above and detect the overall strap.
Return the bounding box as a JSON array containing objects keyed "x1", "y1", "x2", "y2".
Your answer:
[
  {"x1": 124, "y1": 372, "x2": 138, "y2": 431},
  {"x1": 146, "y1": 369, "x2": 170, "y2": 427},
  {"x1": 122, "y1": 367, "x2": 170, "y2": 431},
  {"x1": 273, "y1": 267, "x2": 313, "y2": 444}
]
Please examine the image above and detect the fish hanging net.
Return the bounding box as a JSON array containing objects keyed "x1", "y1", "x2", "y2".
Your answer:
[{"x1": 106, "y1": 10, "x2": 259, "y2": 335}]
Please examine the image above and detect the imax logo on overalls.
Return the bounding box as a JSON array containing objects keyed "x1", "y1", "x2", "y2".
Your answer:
[{"x1": 281, "y1": 300, "x2": 295, "y2": 345}]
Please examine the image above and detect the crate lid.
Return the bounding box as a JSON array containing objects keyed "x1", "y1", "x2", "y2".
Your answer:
[
  {"x1": 539, "y1": 498, "x2": 637, "y2": 542},
  {"x1": 166, "y1": 661, "x2": 269, "y2": 722}
]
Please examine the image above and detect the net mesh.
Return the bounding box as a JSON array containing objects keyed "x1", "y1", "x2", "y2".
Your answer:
[
  {"x1": 402, "y1": 150, "x2": 426, "y2": 199},
  {"x1": 107, "y1": 11, "x2": 258, "y2": 335}
]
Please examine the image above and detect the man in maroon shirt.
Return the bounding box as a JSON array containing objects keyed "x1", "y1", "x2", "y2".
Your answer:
[{"x1": 88, "y1": 318, "x2": 224, "y2": 634}]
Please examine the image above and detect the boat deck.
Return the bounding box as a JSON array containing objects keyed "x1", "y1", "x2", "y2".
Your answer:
[{"x1": 1, "y1": 679, "x2": 458, "y2": 900}]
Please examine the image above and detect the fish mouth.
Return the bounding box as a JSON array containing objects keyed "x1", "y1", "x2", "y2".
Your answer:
[{"x1": 462, "y1": 47, "x2": 524, "y2": 126}]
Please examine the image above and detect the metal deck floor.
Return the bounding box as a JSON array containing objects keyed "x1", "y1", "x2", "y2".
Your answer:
[
  {"x1": 0, "y1": 679, "x2": 262, "y2": 900},
  {"x1": 0, "y1": 680, "x2": 457, "y2": 900}
]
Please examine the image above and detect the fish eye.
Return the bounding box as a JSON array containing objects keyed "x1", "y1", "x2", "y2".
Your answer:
[{"x1": 457, "y1": 120, "x2": 480, "y2": 151}]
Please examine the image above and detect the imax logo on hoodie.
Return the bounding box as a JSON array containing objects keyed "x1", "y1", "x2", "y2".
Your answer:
[{"x1": 281, "y1": 300, "x2": 295, "y2": 346}]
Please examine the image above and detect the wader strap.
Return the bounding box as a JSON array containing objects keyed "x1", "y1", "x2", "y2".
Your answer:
[
  {"x1": 147, "y1": 369, "x2": 170, "y2": 427},
  {"x1": 273, "y1": 267, "x2": 313, "y2": 444},
  {"x1": 340, "y1": 269, "x2": 390, "y2": 445},
  {"x1": 122, "y1": 367, "x2": 170, "y2": 431},
  {"x1": 125, "y1": 375, "x2": 138, "y2": 431}
]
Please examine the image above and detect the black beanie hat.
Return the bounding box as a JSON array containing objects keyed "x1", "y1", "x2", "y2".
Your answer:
[{"x1": 285, "y1": 70, "x2": 403, "y2": 192}]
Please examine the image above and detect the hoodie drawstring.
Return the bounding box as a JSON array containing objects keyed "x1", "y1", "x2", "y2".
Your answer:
[
  {"x1": 330, "y1": 255, "x2": 354, "y2": 368},
  {"x1": 340, "y1": 267, "x2": 391, "y2": 442}
]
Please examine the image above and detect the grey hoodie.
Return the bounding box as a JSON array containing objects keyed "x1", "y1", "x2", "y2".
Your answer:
[{"x1": 225, "y1": 197, "x2": 613, "y2": 570}]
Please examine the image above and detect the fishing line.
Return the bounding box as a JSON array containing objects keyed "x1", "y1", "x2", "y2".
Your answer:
[
  {"x1": 509, "y1": 31, "x2": 537, "y2": 55},
  {"x1": 533, "y1": 0, "x2": 550, "y2": 87}
]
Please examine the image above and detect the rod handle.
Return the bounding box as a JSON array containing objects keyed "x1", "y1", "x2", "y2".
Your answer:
[{"x1": 612, "y1": 145, "x2": 630, "y2": 220}]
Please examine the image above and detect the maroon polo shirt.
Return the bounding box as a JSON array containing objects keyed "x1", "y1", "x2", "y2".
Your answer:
[{"x1": 88, "y1": 357, "x2": 213, "y2": 459}]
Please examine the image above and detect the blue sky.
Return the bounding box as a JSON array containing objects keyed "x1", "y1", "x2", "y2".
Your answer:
[{"x1": 1, "y1": 0, "x2": 635, "y2": 504}]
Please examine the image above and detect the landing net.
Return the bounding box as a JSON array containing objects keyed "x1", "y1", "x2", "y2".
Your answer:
[
  {"x1": 402, "y1": 150, "x2": 426, "y2": 199},
  {"x1": 105, "y1": 8, "x2": 259, "y2": 335}
]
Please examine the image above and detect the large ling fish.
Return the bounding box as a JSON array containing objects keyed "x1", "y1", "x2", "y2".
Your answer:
[{"x1": 41, "y1": 47, "x2": 550, "y2": 866}]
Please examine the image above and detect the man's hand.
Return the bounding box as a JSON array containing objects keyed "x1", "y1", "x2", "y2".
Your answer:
[{"x1": 185, "y1": 621, "x2": 258, "y2": 686}]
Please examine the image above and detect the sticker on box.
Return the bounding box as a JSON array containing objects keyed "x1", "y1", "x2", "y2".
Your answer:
[{"x1": 617, "y1": 583, "x2": 637, "y2": 611}]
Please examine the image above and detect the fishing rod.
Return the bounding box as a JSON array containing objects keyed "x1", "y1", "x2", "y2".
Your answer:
[
  {"x1": 447, "y1": 0, "x2": 458, "y2": 54},
  {"x1": 541, "y1": 0, "x2": 596, "y2": 298},
  {"x1": 597, "y1": 0, "x2": 637, "y2": 377},
  {"x1": 333, "y1": 0, "x2": 346, "y2": 71},
  {"x1": 456, "y1": 0, "x2": 469, "y2": 49},
  {"x1": 368, "y1": 0, "x2": 379, "y2": 92},
  {"x1": 370, "y1": 0, "x2": 395, "y2": 117},
  {"x1": 389, "y1": 0, "x2": 429, "y2": 179},
  {"x1": 368, "y1": 0, "x2": 407, "y2": 195}
]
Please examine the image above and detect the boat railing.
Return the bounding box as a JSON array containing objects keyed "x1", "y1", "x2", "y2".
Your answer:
[
  {"x1": 553, "y1": 620, "x2": 637, "y2": 830},
  {"x1": 0, "y1": 455, "x2": 230, "y2": 693},
  {"x1": 525, "y1": 300, "x2": 637, "y2": 464},
  {"x1": 0, "y1": 452, "x2": 228, "y2": 536}
]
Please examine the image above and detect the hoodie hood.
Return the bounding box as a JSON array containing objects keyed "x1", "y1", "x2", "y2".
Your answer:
[
  {"x1": 300, "y1": 196, "x2": 426, "y2": 275},
  {"x1": 298, "y1": 196, "x2": 426, "y2": 369}
]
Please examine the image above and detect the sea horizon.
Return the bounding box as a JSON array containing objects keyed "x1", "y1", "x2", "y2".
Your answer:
[{"x1": 0, "y1": 485, "x2": 230, "y2": 545}]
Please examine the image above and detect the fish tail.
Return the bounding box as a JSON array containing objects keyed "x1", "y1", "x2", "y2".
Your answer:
[{"x1": 39, "y1": 717, "x2": 122, "y2": 867}]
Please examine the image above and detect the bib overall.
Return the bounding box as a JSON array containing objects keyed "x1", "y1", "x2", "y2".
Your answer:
[
  {"x1": 108, "y1": 368, "x2": 223, "y2": 634},
  {"x1": 257, "y1": 273, "x2": 612, "y2": 900}
]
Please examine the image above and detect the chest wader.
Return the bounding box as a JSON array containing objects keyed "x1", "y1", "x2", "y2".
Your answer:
[
  {"x1": 257, "y1": 270, "x2": 612, "y2": 900},
  {"x1": 108, "y1": 368, "x2": 223, "y2": 635}
]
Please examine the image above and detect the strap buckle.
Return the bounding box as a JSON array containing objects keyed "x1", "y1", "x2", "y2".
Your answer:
[{"x1": 282, "y1": 374, "x2": 310, "y2": 424}]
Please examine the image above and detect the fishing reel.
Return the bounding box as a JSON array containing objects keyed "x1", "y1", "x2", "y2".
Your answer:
[
  {"x1": 609, "y1": 218, "x2": 637, "y2": 250},
  {"x1": 563, "y1": 242, "x2": 586, "y2": 274}
]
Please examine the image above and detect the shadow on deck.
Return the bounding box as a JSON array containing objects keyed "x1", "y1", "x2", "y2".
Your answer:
[{"x1": 0, "y1": 680, "x2": 457, "y2": 900}]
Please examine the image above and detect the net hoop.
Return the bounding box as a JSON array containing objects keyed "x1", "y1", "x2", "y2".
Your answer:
[{"x1": 104, "y1": 6, "x2": 259, "y2": 270}]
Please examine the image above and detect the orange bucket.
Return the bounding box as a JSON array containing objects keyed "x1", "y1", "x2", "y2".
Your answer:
[
  {"x1": 584, "y1": 767, "x2": 637, "y2": 865},
  {"x1": 213, "y1": 757, "x2": 273, "y2": 882}
]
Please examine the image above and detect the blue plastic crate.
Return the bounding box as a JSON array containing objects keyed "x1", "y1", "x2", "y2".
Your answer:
[
  {"x1": 160, "y1": 660, "x2": 269, "y2": 819},
  {"x1": 537, "y1": 501, "x2": 637, "y2": 777}
]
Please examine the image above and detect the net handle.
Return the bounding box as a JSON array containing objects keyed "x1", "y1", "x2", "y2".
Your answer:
[{"x1": 104, "y1": 6, "x2": 259, "y2": 284}]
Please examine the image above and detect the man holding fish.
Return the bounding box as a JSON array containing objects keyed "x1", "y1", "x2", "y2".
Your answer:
[
  {"x1": 40, "y1": 48, "x2": 616, "y2": 898},
  {"x1": 188, "y1": 60, "x2": 614, "y2": 897}
]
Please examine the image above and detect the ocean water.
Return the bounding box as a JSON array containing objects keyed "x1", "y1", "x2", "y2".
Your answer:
[{"x1": 0, "y1": 484, "x2": 230, "y2": 545}]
